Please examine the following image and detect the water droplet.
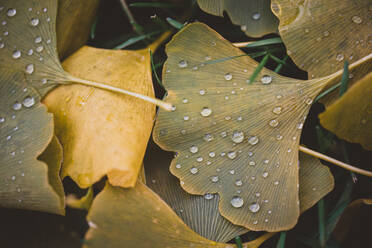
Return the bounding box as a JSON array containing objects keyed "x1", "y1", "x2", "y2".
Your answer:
[
  {"x1": 352, "y1": 15, "x2": 362, "y2": 24},
  {"x1": 336, "y1": 54, "x2": 344, "y2": 62},
  {"x1": 7, "y1": 8, "x2": 16, "y2": 17},
  {"x1": 269, "y1": 119, "x2": 279, "y2": 127},
  {"x1": 190, "y1": 145, "x2": 198, "y2": 153},
  {"x1": 178, "y1": 60, "x2": 188, "y2": 68},
  {"x1": 175, "y1": 164, "x2": 181, "y2": 169},
  {"x1": 12, "y1": 50, "x2": 21, "y2": 59},
  {"x1": 221, "y1": 131, "x2": 227, "y2": 138},
  {"x1": 274, "y1": 181, "x2": 279, "y2": 185},
  {"x1": 297, "y1": 123, "x2": 303, "y2": 130},
  {"x1": 25, "y1": 64, "x2": 34, "y2": 74},
  {"x1": 199, "y1": 89, "x2": 206, "y2": 95},
  {"x1": 306, "y1": 98, "x2": 313, "y2": 105},
  {"x1": 0, "y1": 42, "x2": 4, "y2": 49},
  {"x1": 0, "y1": 117, "x2": 5, "y2": 123},
  {"x1": 224, "y1": 73, "x2": 232, "y2": 81},
  {"x1": 235, "y1": 180, "x2": 243, "y2": 186},
  {"x1": 182, "y1": 98, "x2": 188, "y2": 103},
  {"x1": 241, "y1": 25, "x2": 247, "y2": 31},
  {"x1": 196, "y1": 157, "x2": 203, "y2": 162},
  {"x1": 190, "y1": 167, "x2": 198, "y2": 174},
  {"x1": 209, "y1": 151, "x2": 215, "y2": 158},
  {"x1": 211, "y1": 176, "x2": 219, "y2": 182},
  {"x1": 304, "y1": 28, "x2": 309, "y2": 33},
  {"x1": 204, "y1": 193, "x2": 214, "y2": 200},
  {"x1": 252, "y1": 12, "x2": 261, "y2": 20},
  {"x1": 255, "y1": 192, "x2": 260, "y2": 197},
  {"x1": 36, "y1": 45, "x2": 44, "y2": 52},
  {"x1": 23, "y1": 96, "x2": 35, "y2": 107},
  {"x1": 227, "y1": 151, "x2": 237, "y2": 159},
  {"x1": 28, "y1": 49, "x2": 34, "y2": 55},
  {"x1": 273, "y1": 106, "x2": 282, "y2": 114},
  {"x1": 248, "y1": 136, "x2": 259, "y2": 145},
  {"x1": 229, "y1": 169, "x2": 235, "y2": 175},
  {"x1": 249, "y1": 202, "x2": 260, "y2": 213},
  {"x1": 276, "y1": 134, "x2": 283, "y2": 140},
  {"x1": 249, "y1": 161, "x2": 256, "y2": 166},
  {"x1": 231, "y1": 131, "x2": 244, "y2": 143},
  {"x1": 261, "y1": 75, "x2": 272, "y2": 84},
  {"x1": 35, "y1": 36, "x2": 42, "y2": 44},
  {"x1": 183, "y1": 115, "x2": 190, "y2": 121},
  {"x1": 202, "y1": 133, "x2": 214, "y2": 142},
  {"x1": 13, "y1": 102, "x2": 22, "y2": 110},
  {"x1": 205, "y1": 55, "x2": 211, "y2": 61},
  {"x1": 262, "y1": 172, "x2": 269, "y2": 178},
  {"x1": 231, "y1": 196, "x2": 244, "y2": 208},
  {"x1": 11, "y1": 175, "x2": 16, "y2": 181},
  {"x1": 323, "y1": 30, "x2": 330, "y2": 37},
  {"x1": 200, "y1": 107, "x2": 212, "y2": 117},
  {"x1": 30, "y1": 18, "x2": 40, "y2": 26}
]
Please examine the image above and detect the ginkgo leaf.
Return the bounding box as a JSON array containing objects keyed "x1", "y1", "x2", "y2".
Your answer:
[
  {"x1": 319, "y1": 72, "x2": 372, "y2": 150},
  {"x1": 56, "y1": 0, "x2": 100, "y2": 59},
  {"x1": 43, "y1": 45, "x2": 156, "y2": 188},
  {"x1": 84, "y1": 182, "x2": 276, "y2": 248},
  {"x1": 146, "y1": 151, "x2": 333, "y2": 242},
  {"x1": 0, "y1": 71, "x2": 64, "y2": 214},
  {"x1": 197, "y1": 0, "x2": 278, "y2": 38},
  {"x1": 270, "y1": 0, "x2": 371, "y2": 78},
  {"x1": 152, "y1": 23, "x2": 369, "y2": 231}
]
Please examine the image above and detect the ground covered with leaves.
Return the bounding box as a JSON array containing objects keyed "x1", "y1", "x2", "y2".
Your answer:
[{"x1": 0, "y1": 0, "x2": 371, "y2": 247}]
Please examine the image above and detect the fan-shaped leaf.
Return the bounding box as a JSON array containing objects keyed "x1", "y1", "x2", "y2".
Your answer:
[
  {"x1": 151, "y1": 22, "x2": 365, "y2": 231},
  {"x1": 43, "y1": 45, "x2": 156, "y2": 188},
  {"x1": 0, "y1": 71, "x2": 64, "y2": 214},
  {"x1": 319, "y1": 72, "x2": 372, "y2": 150},
  {"x1": 56, "y1": 0, "x2": 100, "y2": 59},
  {"x1": 271, "y1": 0, "x2": 372, "y2": 106},
  {"x1": 197, "y1": 0, "x2": 278, "y2": 37}
]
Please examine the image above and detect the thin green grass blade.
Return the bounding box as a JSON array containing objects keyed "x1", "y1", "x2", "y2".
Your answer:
[
  {"x1": 338, "y1": 61, "x2": 349, "y2": 97},
  {"x1": 248, "y1": 53, "x2": 270, "y2": 84},
  {"x1": 314, "y1": 82, "x2": 341, "y2": 102},
  {"x1": 166, "y1": 17, "x2": 184, "y2": 29},
  {"x1": 235, "y1": 236, "x2": 243, "y2": 248},
  {"x1": 274, "y1": 55, "x2": 288, "y2": 73},
  {"x1": 150, "y1": 50, "x2": 163, "y2": 88},
  {"x1": 113, "y1": 30, "x2": 162, "y2": 50},
  {"x1": 90, "y1": 16, "x2": 98, "y2": 40},
  {"x1": 244, "y1": 37, "x2": 283, "y2": 48},
  {"x1": 130, "y1": 2, "x2": 180, "y2": 8},
  {"x1": 276, "y1": 232, "x2": 287, "y2": 248},
  {"x1": 318, "y1": 199, "x2": 326, "y2": 248}
]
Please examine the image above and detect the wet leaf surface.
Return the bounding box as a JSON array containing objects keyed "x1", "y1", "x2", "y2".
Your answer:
[
  {"x1": 197, "y1": 0, "x2": 278, "y2": 37},
  {"x1": 152, "y1": 22, "x2": 343, "y2": 231}
]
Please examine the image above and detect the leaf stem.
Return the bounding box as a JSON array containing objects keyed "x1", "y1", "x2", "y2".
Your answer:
[
  {"x1": 299, "y1": 146, "x2": 372, "y2": 177},
  {"x1": 67, "y1": 75, "x2": 173, "y2": 111}
]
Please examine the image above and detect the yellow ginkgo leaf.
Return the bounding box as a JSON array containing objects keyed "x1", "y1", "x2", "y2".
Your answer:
[
  {"x1": 43, "y1": 45, "x2": 156, "y2": 188},
  {"x1": 0, "y1": 72, "x2": 64, "y2": 214},
  {"x1": 152, "y1": 23, "x2": 369, "y2": 231},
  {"x1": 57, "y1": 0, "x2": 100, "y2": 59},
  {"x1": 146, "y1": 151, "x2": 333, "y2": 242},
  {"x1": 82, "y1": 152, "x2": 333, "y2": 248},
  {"x1": 197, "y1": 0, "x2": 278, "y2": 37},
  {"x1": 270, "y1": 0, "x2": 371, "y2": 77},
  {"x1": 319, "y1": 72, "x2": 372, "y2": 150}
]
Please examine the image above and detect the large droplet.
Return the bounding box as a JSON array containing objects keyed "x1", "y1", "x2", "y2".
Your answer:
[
  {"x1": 12, "y1": 50, "x2": 21, "y2": 59},
  {"x1": 190, "y1": 167, "x2": 198, "y2": 174},
  {"x1": 22, "y1": 96, "x2": 35, "y2": 108},
  {"x1": 273, "y1": 106, "x2": 282, "y2": 115},
  {"x1": 248, "y1": 136, "x2": 259, "y2": 145},
  {"x1": 269, "y1": 119, "x2": 279, "y2": 127},
  {"x1": 203, "y1": 133, "x2": 214, "y2": 142},
  {"x1": 224, "y1": 73, "x2": 232, "y2": 81},
  {"x1": 352, "y1": 15, "x2": 362, "y2": 24},
  {"x1": 227, "y1": 151, "x2": 237, "y2": 159},
  {"x1": 204, "y1": 193, "x2": 214, "y2": 200},
  {"x1": 231, "y1": 196, "x2": 244, "y2": 208},
  {"x1": 211, "y1": 176, "x2": 219, "y2": 183},
  {"x1": 231, "y1": 131, "x2": 244, "y2": 143},
  {"x1": 178, "y1": 60, "x2": 188, "y2": 68},
  {"x1": 34, "y1": 36, "x2": 42, "y2": 43},
  {"x1": 7, "y1": 8, "x2": 16, "y2": 17},
  {"x1": 25, "y1": 64, "x2": 34, "y2": 74},
  {"x1": 189, "y1": 145, "x2": 198, "y2": 153},
  {"x1": 252, "y1": 12, "x2": 261, "y2": 20},
  {"x1": 200, "y1": 107, "x2": 212, "y2": 117},
  {"x1": 13, "y1": 102, "x2": 22, "y2": 110},
  {"x1": 235, "y1": 180, "x2": 243, "y2": 186},
  {"x1": 249, "y1": 202, "x2": 260, "y2": 213},
  {"x1": 261, "y1": 75, "x2": 272, "y2": 85},
  {"x1": 30, "y1": 18, "x2": 40, "y2": 26}
]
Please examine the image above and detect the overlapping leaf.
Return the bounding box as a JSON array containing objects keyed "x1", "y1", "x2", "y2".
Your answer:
[
  {"x1": 197, "y1": 0, "x2": 278, "y2": 37},
  {"x1": 147, "y1": 151, "x2": 333, "y2": 242},
  {"x1": 44, "y1": 45, "x2": 156, "y2": 188},
  {"x1": 0, "y1": 72, "x2": 64, "y2": 214},
  {"x1": 319, "y1": 72, "x2": 372, "y2": 150},
  {"x1": 152, "y1": 23, "x2": 369, "y2": 231}
]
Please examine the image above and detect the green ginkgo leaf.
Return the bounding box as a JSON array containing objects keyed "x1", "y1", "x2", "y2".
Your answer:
[
  {"x1": 152, "y1": 22, "x2": 370, "y2": 231},
  {"x1": 0, "y1": 71, "x2": 64, "y2": 214},
  {"x1": 197, "y1": 0, "x2": 278, "y2": 37}
]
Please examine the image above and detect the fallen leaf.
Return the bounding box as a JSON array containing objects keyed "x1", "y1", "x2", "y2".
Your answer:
[
  {"x1": 271, "y1": 0, "x2": 372, "y2": 106},
  {"x1": 319, "y1": 72, "x2": 372, "y2": 150},
  {"x1": 57, "y1": 0, "x2": 100, "y2": 60},
  {"x1": 197, "y1": 0, "x2": 278, "y2": 37},
  {"x1": 0, "y1": 72, "x2": 64, "y2": 214},
  {"x1": 84, "y1": 181, "x2": 276, "y2": 248},
  {"x1": 146, "y1": 151, "x2": 333, "y2": 242},
  {"x1": 43, "y1": 45, "x2": 156, "y2": 188},
  {"x1": 66, "y1": 187, "x2": 94, "y2": 211},
  {"x1": 152, "y1": 23, "x2": 368, "y2": 231}
]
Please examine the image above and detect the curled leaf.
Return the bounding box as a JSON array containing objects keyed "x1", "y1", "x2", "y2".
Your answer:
[
  {"x1": 197, "y1": 0, "x2": 278, "y2": 37},
  {"x1": 43, "y1": 46, "x2": 156, "y2": 188},
  {"x1": 153, "y1": 22, "x2": 341, "y2": 231},
  {"x1": 0, "y1": 72, "x2": 64, "y2": 214},
  {"x1": 319, "y1": 72, "x2": 372, "y2": 150}
]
